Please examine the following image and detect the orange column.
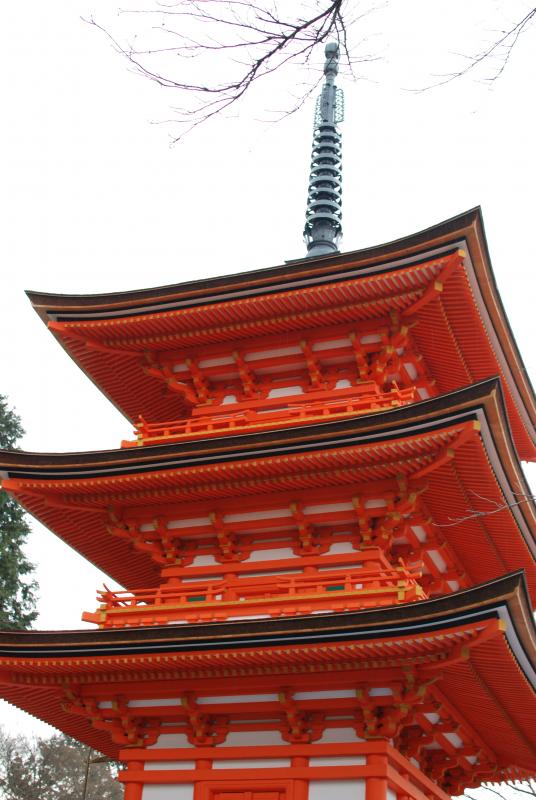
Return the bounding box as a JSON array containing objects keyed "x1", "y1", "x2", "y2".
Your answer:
[
  {"x1": 123, "y1": 760, "x2": 144, "y2": 800},
  {"x1": 292, "y1": 756, "x2": 308, "y2": 800},
  {"x1": 366, "y1": 753, "x2": 388, "y2": 800}
]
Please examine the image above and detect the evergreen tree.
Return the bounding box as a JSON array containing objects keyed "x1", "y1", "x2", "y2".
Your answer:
[{"x1": 0, "y1": 395, "x2": 37, "y2": 629}]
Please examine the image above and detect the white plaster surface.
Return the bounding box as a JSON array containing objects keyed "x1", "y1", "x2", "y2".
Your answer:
[
  {"x1": 149, "y1": 734, "x2": 193, "y2": 749},
  {"x1": 245, "y1": 346, "x2": 302, "y2": 362},
  {"x1": 168, "y1": 517, "x2": 211, "y2": 529},
  {"x1": 226, "y1": 508, "x2": 291, "y2": 523},
  {"x1": 268, "y1": 385, "x2": 303, "y2": 398},
  {"x1": 309, "y1": 756, "x2": 366, "y2": 766},
  {"x1": 326, "y1": 542, "x2": 355, "y2": 554},
  {"x1": 294, "y1": 690, "x2": 355, "y2": 700},
  {"x1": 129, "y1": 698, "x2": 179, "y2": 707},
  {"x1": 403, "y1": 362, "x2": 418, "y2": 380},
  {"x1": 302, "y1": 502, "x2": 353, "y2": 514},
  {"x1": 245, "y1": 548, "x2": 295, "y2": 562},
  {"x1": 199, "y1": 356, "x2": 235, "y2": 368},
  {"x1": 361, "y1": 334, "x2": 382, "y2": 345},
  {"x1": 424, "y1": 712, "x2": 439, "y2": 724},
  {"x1": 198, "y1": 694, "x2": 278, "y2": 704},
  {"x1": 444, "y1": 731, "x2": 463, "y2": 748},
  {"x1": 317, "y1": 727, "x2": 359, "y2": 744},
  {"x1": 312, "y1": 338, "x2": 352, "y2": 351},
  {"x1": 410, "y1": 525, "x2": 427, "y2": 542},
  {"x1": 191, "y1": 554, "x2": 219, "y2": 567},
  {"x1": 213, "y1": 758, "x2": 290, "y2": 769},
  {"x1": 309, "y1": 779, "x2": 365, "y2": 800},
  {"x1": 145, "y1": 761, "x2": 196, "y2": 771},
  {"x1": 143, "y1": 785, "x2": 193, "y2": 800},
  {"x1": 220, "y1": 730, "x2": 285, "y2": 746},
  {"x1": 428, "y1": 549, "x2": 447, "y2": 572}
]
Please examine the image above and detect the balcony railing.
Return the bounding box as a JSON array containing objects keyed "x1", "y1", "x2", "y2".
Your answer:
[
  {"x1": 122, "y1": 384, "x2": 418, "y2": 448},
  {"x1": 83, "y1": 565, "x2": 426, "y2": 628}
]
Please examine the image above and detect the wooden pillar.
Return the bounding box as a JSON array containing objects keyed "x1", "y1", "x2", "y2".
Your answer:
[
  {"x1": 366, "y1": 753, "x2": 388, "y2": 800},
  {"x1": 292, "y1": 756, "x2": 308, "y2": 800},
  {"x1": 123, "y1": 760, "x2": 143, "y2": 800}
]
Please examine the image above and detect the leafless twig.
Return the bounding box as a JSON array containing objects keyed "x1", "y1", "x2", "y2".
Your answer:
[
  {"x1": 84, "y1": 1, "x2": 379, "y2": 141},
  {"x1": 434, "y1": 489, "x2": 535, "y2": 528},
  {"x1": 415, "y1": 6, "x2": 536, "y2": 91},
  {"x1": 466, "y1": 779, "x2": 536, "y2": 800}
]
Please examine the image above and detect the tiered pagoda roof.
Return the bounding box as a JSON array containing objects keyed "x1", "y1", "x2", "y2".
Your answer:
[
  {"x1": 26, "y1": 209, "x2": 536, "y2": 460},
  {"x1": 1, "y1": 208, "x2": 535, "y2": 796},
  {"x1": 0, "y1": 572, "x2": 534, "y2": 792},
  {"x1": 2, "y1": 380, "x2": 535, "y2": 601}
]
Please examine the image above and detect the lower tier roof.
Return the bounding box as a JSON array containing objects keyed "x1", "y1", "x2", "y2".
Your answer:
[{"x1": 0, "y1": 572, "x2": 534, "y2": 790}]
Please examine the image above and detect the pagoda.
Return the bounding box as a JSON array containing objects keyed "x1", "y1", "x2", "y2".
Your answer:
[{"x1": 1, "y1": 44, "x2": 535, "y2": 800}]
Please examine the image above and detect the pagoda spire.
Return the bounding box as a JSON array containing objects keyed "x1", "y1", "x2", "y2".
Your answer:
[{"x1": 303, "y1": 41, "x2": 344, "y2": 257}]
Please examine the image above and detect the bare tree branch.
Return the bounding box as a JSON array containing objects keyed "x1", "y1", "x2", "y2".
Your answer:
[
  {"x1": 85, "y1": 1, "x2": 536, "y2": 140},
  {"x1": 466, "y1": 779, "x2": 536, "y2": 800},
  {"x1": 415, "y1": 5, "x2": 536, "y2": 91},
  {"x1": 84, "y1": 1, "x2": 380, "y2": 141},
  {"x1": 433, "y1": 489, "x2": 535, "y2": 528}
]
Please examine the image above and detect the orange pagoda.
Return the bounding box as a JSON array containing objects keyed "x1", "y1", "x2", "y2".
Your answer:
[{"x1": 1, "y1": 43, "x2": 535, "y2": 800}]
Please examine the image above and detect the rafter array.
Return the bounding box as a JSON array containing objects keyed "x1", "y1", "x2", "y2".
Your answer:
[{"x1": 126, "y1": 318, "x2": 437, "y2": 446}]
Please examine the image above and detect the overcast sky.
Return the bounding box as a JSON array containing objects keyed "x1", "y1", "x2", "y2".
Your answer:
[{"x1": 0, "y1": 0, "x2": 534, "y2": 737}]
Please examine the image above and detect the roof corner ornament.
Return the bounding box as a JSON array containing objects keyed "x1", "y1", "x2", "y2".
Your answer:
[{"x1": 303, "y1": 41, "x2": 344, "y2": 258}]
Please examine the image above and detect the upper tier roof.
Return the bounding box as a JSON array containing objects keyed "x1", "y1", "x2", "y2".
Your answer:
[
  {"x1": 27, "y1": 208, "x2": 536, "y2": 460},
  {"x1": 2, "y1": 380, "x2": 535, "y2": 601}
]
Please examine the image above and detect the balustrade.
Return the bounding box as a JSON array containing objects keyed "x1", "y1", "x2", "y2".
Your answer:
[
  {"x1": 122, "y1": 383, "x2": 418, "y2": 447},
  {"x1": 83, "y1": 563, "x2": 426, "y2": 628}
]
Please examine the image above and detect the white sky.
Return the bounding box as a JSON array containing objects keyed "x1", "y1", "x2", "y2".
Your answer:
[{"x1": 0, "y1": 0, "x2": 534, "y2": 738}]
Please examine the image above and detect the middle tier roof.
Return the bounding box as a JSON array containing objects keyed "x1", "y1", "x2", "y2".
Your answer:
[{"x1": 1, "y1": 380, "x2": 535, "y2": 604}]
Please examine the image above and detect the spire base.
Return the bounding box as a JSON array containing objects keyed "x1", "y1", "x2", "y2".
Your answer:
[{"x1": 307, "y1": 245, "x2": 339, "y2": 258}]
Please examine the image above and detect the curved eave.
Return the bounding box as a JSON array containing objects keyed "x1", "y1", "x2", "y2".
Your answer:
[
  {"x1": 26, "y1": 208, "x2": 536, "y2": 460},
  {"x1": 0, "y1": 379, "x2": 523, "y2": 474},
  {"x1": 26, "y1": 209, "x2": 490, "y2": 310},
  {"x1": 0, "y1": 572, "x2": 531, "y2": 658},
  {"x1": 1, "y1": 381, "x2": 536, "y2": 598},
  {"x1": 0, "y1": 573, "x2": 535, "y2": 771}
]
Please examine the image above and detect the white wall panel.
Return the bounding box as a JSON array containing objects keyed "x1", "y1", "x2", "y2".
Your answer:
[
  {"x1": 309, "y1": 779, "x2": 365, "y2": 800},
  {"x1": 213, "y1": 758, "x2": 290, "y2": 769},
  {"x1": 198, "y1": 694, "x2": 278, "y2": 705},
  {"x1": 309, "y1": 756, "x2": 365, "y2": 766},
  {"x1": 220, "y1": 730, "x2": 285, "y2": 746},
  {"x1": 294, "y1": 690, "x2": 354, "y2": 700},
  {"x1": 317, "y1": 727, "x2": 362, "y2": 744},
  {"x1": 246, "y1": 548, "x2": 295, "y2": 562},
  {"x1": 143, "y1": 785, "x2": 193, "y2": 800},
  {"x1": 129, "y1": 698, "x2": 179, "y2": 708},
  {"x1": 148, "y1": 733, "x2": 193, "y2": 749}
]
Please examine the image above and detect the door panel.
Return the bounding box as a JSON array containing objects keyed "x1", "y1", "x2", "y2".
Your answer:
[{"x1": 212, "y1": 792, "x2": 284, "y2": 800}]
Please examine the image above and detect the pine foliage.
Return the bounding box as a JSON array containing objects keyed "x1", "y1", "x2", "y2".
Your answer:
[{"x1": 0, "y1": 395, "x2": 37, "y2": 629}]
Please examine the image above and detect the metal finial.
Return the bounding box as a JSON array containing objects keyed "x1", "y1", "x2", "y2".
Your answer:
[{"x1": 303, "y1": 42, "x2": 344, "y2": 258}]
